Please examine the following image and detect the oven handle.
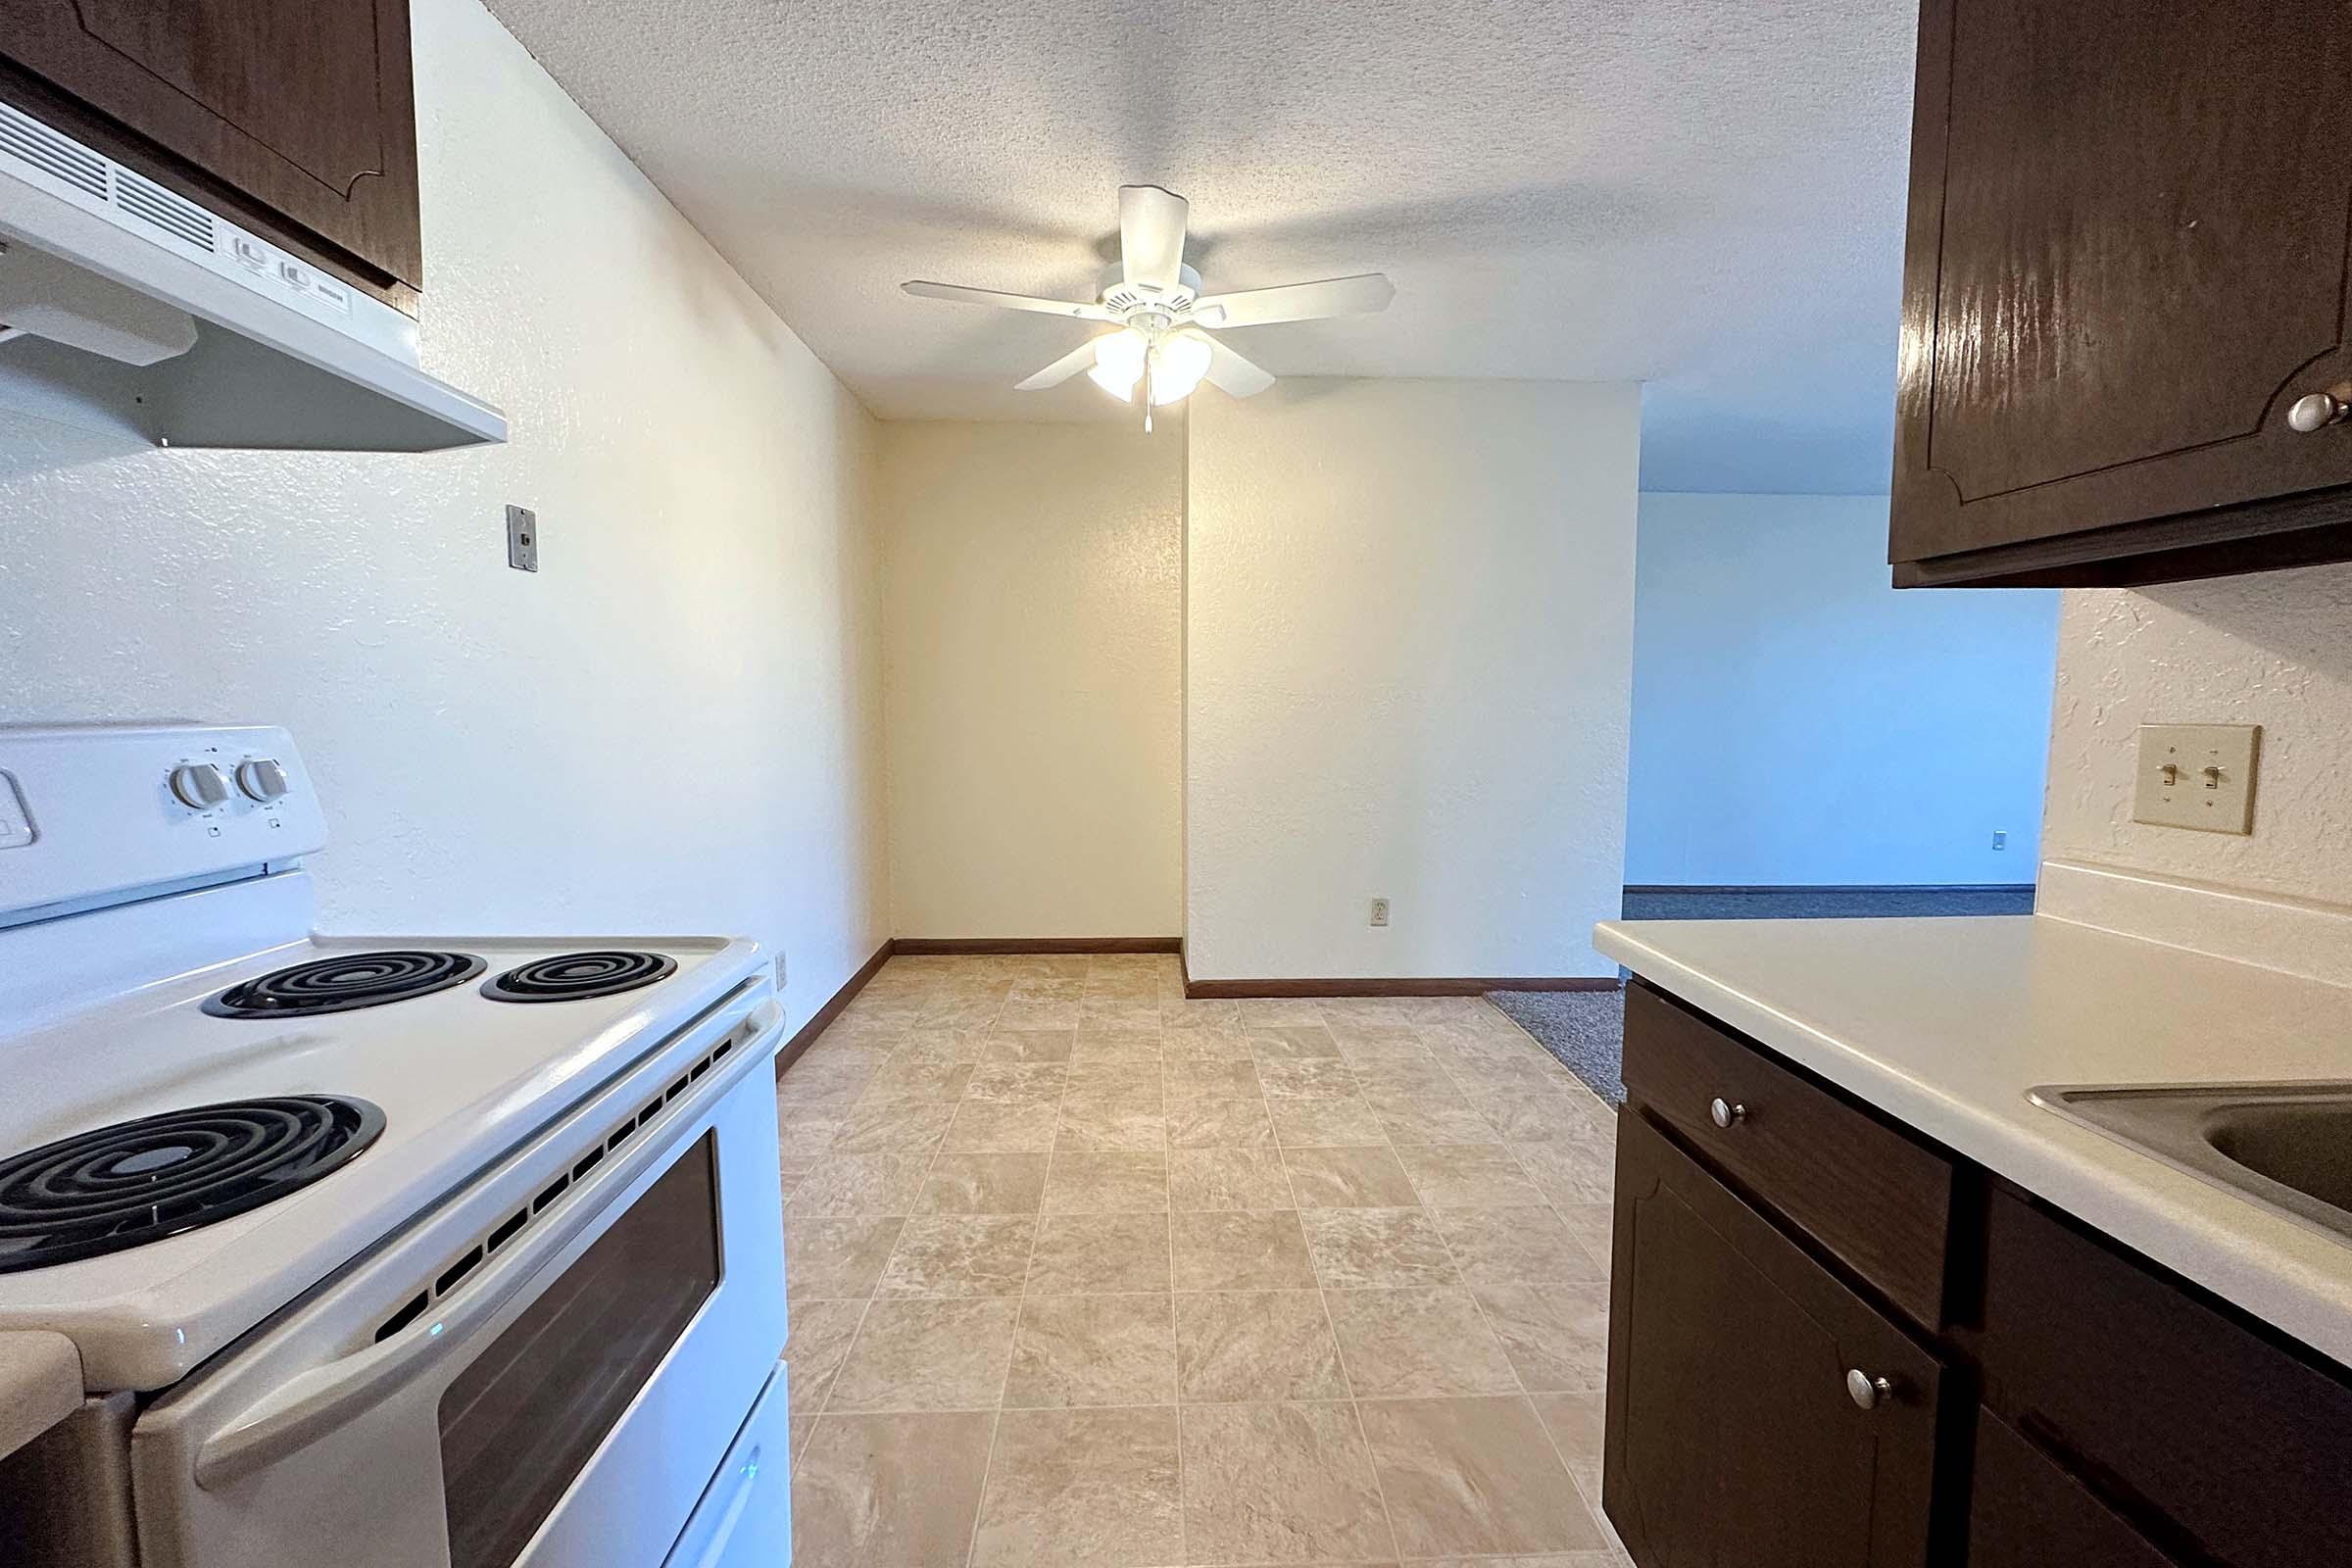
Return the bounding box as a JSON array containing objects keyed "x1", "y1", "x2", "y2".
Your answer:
[{"x1": 192, "y1": 996, "x2": 781, "y2": 1492}]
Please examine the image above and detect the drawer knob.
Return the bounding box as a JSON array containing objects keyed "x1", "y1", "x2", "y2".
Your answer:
[
  {"x1": 1845, "y1": 1368, "x2": 1895, "y2": 1411},
  {"x1": 2287, "y1": 391, "x2": 2349, "y2": 433},
  {"x1": 1708, "y1": 1097, "x2": 1746, "y2": 1129}
]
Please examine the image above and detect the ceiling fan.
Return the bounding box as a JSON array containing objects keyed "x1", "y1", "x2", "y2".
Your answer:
[{"x1": 901, "y1": 185, "x2": 1395, "y2": 430}]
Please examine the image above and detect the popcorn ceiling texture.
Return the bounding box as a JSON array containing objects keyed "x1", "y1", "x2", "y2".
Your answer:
[
  {"x1": 2041, "y1": 564, "x2": 2352, "y2": 907},
  {"x1": 481, "y1": 0, "x2": 1917, "y2": 492}
]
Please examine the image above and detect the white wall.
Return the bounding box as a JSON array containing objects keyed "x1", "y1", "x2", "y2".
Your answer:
[
  {"x1": 0, "y1": 0, "x2": 890, "y2": 1028},
  {"x1": 2042, "y1": 563, "x2": 2352, "y2": 904},
  {"x1": 1628, "y1": 493, "x2": 2059, "y2": 886},
  {"x1": 878, "y1": 420, "x2": 1182, "y2": 938},
  {"x1": 1184, "y1": 378, "x2": 1640, "y2": 981}
]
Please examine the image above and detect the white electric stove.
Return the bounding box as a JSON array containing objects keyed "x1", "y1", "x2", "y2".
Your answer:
[{"x1": 0, "y1": 724, "x2": 793, "y2": 1568}]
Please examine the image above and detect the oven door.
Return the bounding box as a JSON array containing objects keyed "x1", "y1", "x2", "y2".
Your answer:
[{"x1": 131, "y1": 991, "x2": 789, "y2": 1568}]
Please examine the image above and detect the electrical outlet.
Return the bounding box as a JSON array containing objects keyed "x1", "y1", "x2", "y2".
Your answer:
[
  {"x1": 1991, "y1": 829, "x2": 2007, "y2": 851},
  {"x1": 2132, "y1": 723, "x2": 2259, "y2": 835},
  {"x1": 1368, "y1": 898, "x2": 1391, "y2": 927},
  {"x1": 506, "y1": 504, "x2": 538, "y2": 572},
  {"x1": 773, "y1": 953, "x2": 787, "y2": 990}
]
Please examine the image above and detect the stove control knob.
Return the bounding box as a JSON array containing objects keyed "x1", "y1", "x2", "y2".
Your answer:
[
  {"x1": 169, "y1": 762, "x2": 232, "y2": 810},
  {"x1": 235, "y1": 758, "x2": 290, "y2": 803}
]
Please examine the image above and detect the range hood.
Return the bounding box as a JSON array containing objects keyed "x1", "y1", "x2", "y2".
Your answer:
[{"x1": 0, "y1": 100, "x2": 506, "y2": 453}]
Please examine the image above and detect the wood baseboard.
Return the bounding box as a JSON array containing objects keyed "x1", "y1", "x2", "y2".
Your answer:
[
  {"x1": 779, "y1": 938, "x2": 1618, "y2": 1054},
  {"x1": 1181, "y1": 972, "x2": 1622, "y2": 999},
  {"x1": 774, "y1": 937, "x2": 894, "y2": 1077},
  {"x1": 891, "y1": 936, "x2": 1183, "y2": 956}
]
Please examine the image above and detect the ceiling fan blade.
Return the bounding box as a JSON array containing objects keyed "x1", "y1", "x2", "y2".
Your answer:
[
  {"x1": 1189, "y1": 330, "x2": 1276, "y2": 398},
  {"x1": 1118, "y1": 185, "x2": 1189, "y2": 291},
  {"x1": 903, "y1": 280, "x2": 1112, "y2": 320},
  {"x1": 1191, "y1": 273, "x2": 1395, "y2": 328},
  {"x1": 1014, "y1": 336, "x2": 1110, "y2": 391}
]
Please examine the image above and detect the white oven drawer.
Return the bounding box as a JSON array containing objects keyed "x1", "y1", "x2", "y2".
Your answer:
[
  {"x1": 662, "y1": 1363, "x2": 790, "y2": 1568},
  {"x1": 130, "y1": 990, "x2": 789, "y2": 1568}
]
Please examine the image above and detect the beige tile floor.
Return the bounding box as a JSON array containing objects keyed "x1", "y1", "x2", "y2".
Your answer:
[{"x1": 776, "y1": 953, "x2": 1631, "y2": 1568}]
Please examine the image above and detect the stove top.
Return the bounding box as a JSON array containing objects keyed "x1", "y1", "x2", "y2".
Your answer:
[
  {"x1": 204, "y1": 951, "x2": 486, "y2": 1018},
  {"x1": 0, "y1": 724, "x2": 773, "y2": 1392},
  {"x1": 0, "y1": 893, "x2": 757, "y2": 1389},
  {"x1": 0, "y1": 1096, "x2": 383, "y2": 1273}
]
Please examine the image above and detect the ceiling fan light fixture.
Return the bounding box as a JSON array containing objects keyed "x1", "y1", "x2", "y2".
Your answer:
[
  {"x1": 1149, "y1": 331, "x2": 1213, "y2": 406},
  {"x1": 1086, "y1": 328, "x2": 1147, "y2": 401},
  {"x1": 904, "y1": 184, "x2": 1391, "y2": 414}
]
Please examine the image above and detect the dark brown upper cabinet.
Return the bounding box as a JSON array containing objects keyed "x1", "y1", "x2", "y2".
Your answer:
[
  {"x1": 1891, "y1": 0, "x2": 2352, "y2": 586},
  {"x1": 0, "y1": 0, "x2": 422, "y2": 293}
]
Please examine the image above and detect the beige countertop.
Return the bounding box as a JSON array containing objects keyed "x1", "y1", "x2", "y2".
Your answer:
[
  {"x1": 0, "y1": 1328, "x2": 79, "y2": 1461},
  {"x1": 1592, "y1": 912, "x2": 2352, "y2": 1368}
]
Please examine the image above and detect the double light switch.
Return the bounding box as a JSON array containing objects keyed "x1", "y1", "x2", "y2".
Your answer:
[{"x1": 2132, "y1": 723, "x2": 2260, "y2": 835}]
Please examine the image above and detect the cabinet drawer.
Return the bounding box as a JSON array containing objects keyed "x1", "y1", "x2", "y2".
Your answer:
[
  {"x1": 1979, "y1": 1190, "x2": 2352, "y2": 1566},
  {"x1": 1621, "y1": 983, "x2": 1955, "y2": 1327},
  {"x1": 1966, "y1": 1410, "x2": 2178, "y2": 1568},
  {"x1": 1605, "y1": 1109, "x2": 1945, "y2": 1568}
]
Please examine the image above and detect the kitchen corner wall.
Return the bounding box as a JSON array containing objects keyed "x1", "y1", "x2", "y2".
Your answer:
[
  {"x1": 2041, "y1": 563, "x2": 2352, "y2": 904},
  {"x1": 0, "y1": 0, "x2": 891, "y2": 1028},
  {"x1": 1183, "y1": 379, "x2": 1641, "y2": 982},
  {"x1": 878, "y1": 420, "x2": 1183, "y2": 938}
]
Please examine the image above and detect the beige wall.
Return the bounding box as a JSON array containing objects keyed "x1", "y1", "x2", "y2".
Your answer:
[
  {"x1": 2041, "y1": 563, "x2": 2352, "y2": 905},
  {"x1": 879, "y1": 420, "x2": 1183, "y2": 938},
  {"x1": 0, "y1": 0, "x2": 891, "y2": 1028},
  {"x1": 1184, "y1": 379, "x2": 1642, "y2": 981}
]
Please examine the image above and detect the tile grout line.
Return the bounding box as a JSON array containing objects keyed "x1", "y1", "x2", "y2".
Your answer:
[
  {"x1": 783, "y1": 967, "x2": 943, "y2": 1474},
  {"x1": 960, "y1": 976, "x2": 1046, "y2": 1568},
  {"x1": 1311, "y1": 997, "x2": 1413, "y2": 1568}
]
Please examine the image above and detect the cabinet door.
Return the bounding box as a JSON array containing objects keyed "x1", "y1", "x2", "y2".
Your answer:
[
  {"x1": 0, "y1": 0, "x2": 422, "y2": 286},
  {"x1": 1967, "y1": 1411, "x2": 2179, "y2": 1568},
  {"x1": 1603, "y1": 1111, "x2": 1944, "y2": 1568},
  {"x1": 1892, "y1": 0, "x2": 2352, "y2": 580}
]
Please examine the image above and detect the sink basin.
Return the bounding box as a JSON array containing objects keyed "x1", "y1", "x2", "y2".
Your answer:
[
  {"x1": 2031, "y1": 1083, "x2": 2352, "y2": 1247},
  {"x1": 2204, "y1": 1102, "x2": 2352, "y2": 1216}
]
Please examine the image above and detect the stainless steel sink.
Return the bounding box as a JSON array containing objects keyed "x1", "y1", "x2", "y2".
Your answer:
[{"x1": 2030, "y1": 1083, "x2": 2352, "y2": 1246}]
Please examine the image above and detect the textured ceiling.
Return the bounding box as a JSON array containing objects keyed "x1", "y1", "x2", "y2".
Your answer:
[{"x1": 482, "y1": 0, "x2": 1918, "y2": 492}]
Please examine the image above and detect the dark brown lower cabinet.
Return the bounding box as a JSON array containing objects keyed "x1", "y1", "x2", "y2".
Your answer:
[
  {"x1": 1603, "y1": 1111, "x2": 1944, "y2": 1568},
  {"x1": 1965, "y1": 1412, "x2": 2179, "y2": 1568}
]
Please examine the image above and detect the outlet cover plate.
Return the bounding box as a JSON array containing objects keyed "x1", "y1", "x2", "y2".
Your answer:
[
  {"x1": 506, "y1": 504, "x2": 538, "y2": 572},
  {"x1": 2132, "y1": 723, "x2": 2259, "y2": 835}
]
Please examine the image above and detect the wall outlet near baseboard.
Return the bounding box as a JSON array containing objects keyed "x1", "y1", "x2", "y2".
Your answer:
[
  {"x1": 1992, "y1": 829, "x2": 2007, "y2": 851},
  {"x1": 1368, "y1": 898, "x2": 1391, "y2": 927}
]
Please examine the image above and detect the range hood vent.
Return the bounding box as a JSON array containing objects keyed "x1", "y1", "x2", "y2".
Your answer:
[{"x1": 0, "y1": 100, "x2": 506, "y2": 453}]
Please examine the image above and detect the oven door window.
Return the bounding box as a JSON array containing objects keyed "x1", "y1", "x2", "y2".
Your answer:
[{"x1": 438, "y1": 1133, "x2": 719, "y2": 1568}]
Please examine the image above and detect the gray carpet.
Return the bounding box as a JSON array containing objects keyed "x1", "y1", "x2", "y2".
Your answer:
[
  {"x1": 1492, "y1": 883, "x2": 2037, "y2": 1105},
  {"x1": 1490, "y1": 989, "x2": 1629, "y2": 1105}
]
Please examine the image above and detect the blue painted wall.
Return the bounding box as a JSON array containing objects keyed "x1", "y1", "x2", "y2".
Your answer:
[{"x1": 1627, "y1": 493, "x2": 2059, "y2": 887}]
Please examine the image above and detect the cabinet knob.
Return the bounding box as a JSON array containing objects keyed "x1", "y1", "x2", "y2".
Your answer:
[
  {"x1": 1709, "y1": 1097, "x2": 1746, "y2": 1129},
  {"x1": 1845, "y1": 1369, "x2": 1895, "y2": 1411},
  {"x1": 2287, "y1": 392, "x2": 2348, "y2": 433}
]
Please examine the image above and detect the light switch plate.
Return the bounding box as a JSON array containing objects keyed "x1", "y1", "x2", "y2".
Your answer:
[{"x1": 2132, "y1": 723, "x2": 2259, "y2": 835}]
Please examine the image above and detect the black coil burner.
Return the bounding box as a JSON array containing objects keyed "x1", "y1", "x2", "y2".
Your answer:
[
  {"x1": 0, "y1": 1096, "x2": 385, "y2": 1273},
  {"x1": 481, "y1": 951, "x2": 676, "y2": 1004},
  {"x1": 204, "y1": 951, "x2": 485, "y2": 1018}
]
